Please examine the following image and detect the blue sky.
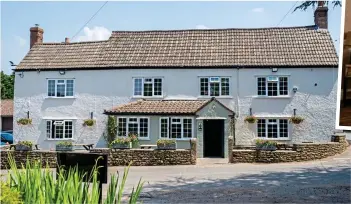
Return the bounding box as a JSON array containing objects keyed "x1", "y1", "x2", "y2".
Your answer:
[{"x1": 1, "y1": 1, "x2": 342, "y2": 74}]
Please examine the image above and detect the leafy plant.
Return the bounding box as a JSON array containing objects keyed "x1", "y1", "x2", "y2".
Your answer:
[
  {"x1": 157, "y1": 139, "x2": 176, "y2": 146},
  {"x1": 17, "y1": 118, "x2": 32, "y2": 125},
  {"x1": 1, "y1": 71, "x2": 14, "y2": 99},
  {"x1": 255, "y1": 139, "x2": 277, "y2": 148},
  {"x1": 105, "y1": 116, "x2": 117, "y2": 144},
  {"x1": 83, "y1": 119, "x2": 95, "y2": 127},
  {"x1": 56, "y1": 141, "x2": 73, "y2": 146},
  {"x1": 289, "y1": 116, "x2": 304, "y2": 124},
  {"x1": 6, "y1": 154, "x2": 144, "y2": 204},
  {"x1": 17, "y1": 141, "x2": 33, "y2": 148},
  {"x1": 294, "y1": 1, "x2": 341, "y2": 12},
  {"x1": 128, "y1": 133, "x2": 139, "y2": 148},
  {"x1": 111, "y1": 137, "x2": 131, "y2": 145},
  {"x1": 244, "y1": 116, "x2": 257, "y2": 123},
  {"x1": 0, "y1": 181, "x2": 23, "y2": 204}
]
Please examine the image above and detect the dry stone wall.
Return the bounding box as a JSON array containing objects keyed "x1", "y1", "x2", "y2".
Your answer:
[{"x1": 0, "y1": 150, "x2": 57, "y2": 169}]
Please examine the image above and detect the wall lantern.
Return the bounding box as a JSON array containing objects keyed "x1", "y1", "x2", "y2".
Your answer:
[
  {"x1": 59, "y1": 70, "x2": 66, "y2": 75},
  {"x1": 18, "y1": 71, "x2": 24, "y2": 78},
  {"x1": 272, "y1": 68, "x2": 278, "y2": 72},
  {"x1": 198, "y1": 123, "x2": 203, "y2": 131},
  {"x1": 293, "y1": 86, "x2": 298, "y2": 93}
]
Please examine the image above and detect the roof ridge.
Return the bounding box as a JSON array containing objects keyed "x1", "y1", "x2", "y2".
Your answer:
[
  {"x1": 33, "y1": 40, "x2": 109, "y2": 46},
  {"x1": 111, "y1": 25, "x2": 317, "y2": 34}
]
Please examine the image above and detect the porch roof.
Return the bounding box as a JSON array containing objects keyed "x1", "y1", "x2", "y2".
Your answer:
[{"x1": 104, "y1": 98, "x2": 234, "y2": 115}]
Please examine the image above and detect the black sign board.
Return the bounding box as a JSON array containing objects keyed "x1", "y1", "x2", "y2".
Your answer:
[{"x1": 56, "y1": 152, "x2": 108, "y2": 202}]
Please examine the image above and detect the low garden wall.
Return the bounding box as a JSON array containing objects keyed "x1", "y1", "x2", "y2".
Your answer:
[
  {"x1": 0, "y1": 139, "x2": 197, "y2": 169},
  {"x1": 229, "y1": 135, "x2": 349, "y2": 163}
]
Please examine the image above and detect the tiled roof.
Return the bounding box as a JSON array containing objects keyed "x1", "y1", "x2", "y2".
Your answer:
[
  {"x1": 1, "y1": 99, "x2": 13, "y2": 116},
  {"x1": 105, "y1": 99, "x2": 211, "y2": 115},
  {"x1": 16, "y1": 26, "x2": 338, "y2": 70}
]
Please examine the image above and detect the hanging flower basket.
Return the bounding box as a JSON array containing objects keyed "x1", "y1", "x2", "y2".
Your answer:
[
  {"x1": 289, "y1": 116, "x2": 304, "y2": 124},
  {"x1": 157, "y1": 139, "x2": 177, "y2": 150},
  {"x1": 15, "y1": 141, "x2": 33, "y2": 151},
  {"x1": 17, "y1": 118, "x2": 32, "y2": 125},
  {"x1": 244, "y1": 116, "x2": 257, "y2": 123},
  {"x1": 83, "y1": 119, "x2": 95, "y2": 127}
]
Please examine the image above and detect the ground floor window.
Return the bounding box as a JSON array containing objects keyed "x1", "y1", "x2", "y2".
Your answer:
[
  {"x1": 117, "y1": 117, "x2": 149, "y2": 139},
  {"x1": 46, "y1": 120, "x2": 73, "y2": 139},
  {"x1": 257, "y1": 118, "x2": 288, "y2": 139},
  {"x1": 160, "y1": 117, "x2": 193, "y2": 139}
]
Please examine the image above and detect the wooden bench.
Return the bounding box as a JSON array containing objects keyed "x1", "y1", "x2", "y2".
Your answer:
[
  {"x1": 140, "y1": 145, "x2": 157, "y2": 149},
  {"x1": 9, "y1": 144, "x2": 40, "y2": 150},
  {"x1": 73, "y1": 144, "x2": 94, "y2": 150}
]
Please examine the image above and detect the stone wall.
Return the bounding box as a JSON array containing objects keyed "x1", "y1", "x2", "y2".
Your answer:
[
  {"x1": 91, "y1": 139, "x2": 197, "y2": 166},
  {"x1": 230, "y1": 135, "x2": 349, "y2": 163},
  {"x1": 0, "y1": 150, "x2": 57, "y2": 169}
]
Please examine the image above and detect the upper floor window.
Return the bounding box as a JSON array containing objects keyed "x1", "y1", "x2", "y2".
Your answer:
[
  {"x1": 117, "y1": 117, "x2": 149, "y2": 139},
  {"x1": 257, "y1": 118, "x2": 288, "y2": 139},
  {"x1": 46, "y1": 120, "x2": 73, "y2": 139},
  {"x1": 47, "y1": 79, "x2": 74, "y2": 97},
  {"x1": 160, "y1": 117, "x2": 193, "y2": 139},
  {"x1": 133, "y1": 78, "x2": 163, "y2": 97},
  {"x1": 257, "y1": 76, "x2": 288, "y2": 96},
  {"x1": 200, "y1": 77, "x2": 230, "y2": 97}
]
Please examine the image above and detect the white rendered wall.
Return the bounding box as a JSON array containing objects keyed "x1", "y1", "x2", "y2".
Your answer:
[{"x1": 13, "y1": 68, "x2": 337, "y2": 149}]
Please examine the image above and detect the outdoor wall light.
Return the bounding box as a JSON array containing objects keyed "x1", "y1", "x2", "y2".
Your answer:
[
  {"x1": 198, "y1": 123, "x2": 203, "y2": 131},
  {"x1": 272, "y1": 68, "x2": 278, "y2": 72},
  {"x1": 293, "y1": 86, "x2": 298, "y2": 93},
  {"x1": 18, "y1": 72, "x2": 24, "y2": 78},
  {"x1": 59, "y1": 70, "x2": 66, "y2": 75}
]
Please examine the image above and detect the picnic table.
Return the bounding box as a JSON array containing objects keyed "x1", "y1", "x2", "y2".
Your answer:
[
  {"x1": 73, "y1": 144, "x2": 94, "y2": 150},
  {"x1": 140, "y1": 144, "x2": 157, "y2": 149}
]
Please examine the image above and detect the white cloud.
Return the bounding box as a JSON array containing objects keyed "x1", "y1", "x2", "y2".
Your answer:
[
  {"x1": 251, "y1": 8, "x2": 264, "y2": 13},
  {"x1": 195, "y1": 25, "x2": 209, "y2": 29},
  {"x1": 15, "y1": 36, "x2": 26, "y2": 47},
  {"x1": 76, "y1": 26, "x2": 111, "y2": 42}
]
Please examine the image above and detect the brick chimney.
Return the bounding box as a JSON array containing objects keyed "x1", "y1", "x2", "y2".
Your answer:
[
  {"x1": 65, "y1": 37, "x2": 70, "y2": 43},
  {"x1": 30, "y1": 25, "x2": 44, "y2": 49},
  {"x1": 314, "y1": 1, "x2": 328, "y2": 29}
]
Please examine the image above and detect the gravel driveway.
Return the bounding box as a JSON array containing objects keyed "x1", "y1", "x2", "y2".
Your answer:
[{"x1": 107, "y1": 147, "x2": 351, "y2": 203}]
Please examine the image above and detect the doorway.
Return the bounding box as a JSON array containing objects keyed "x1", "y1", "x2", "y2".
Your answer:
[{"x1": 203, "y1": 119, "x2": 224, "y2": 158}]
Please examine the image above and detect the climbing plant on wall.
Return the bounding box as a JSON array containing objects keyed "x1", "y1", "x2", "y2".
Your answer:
[{"x1": 105, "y1": 115, "x2": 117, "y2": 145}]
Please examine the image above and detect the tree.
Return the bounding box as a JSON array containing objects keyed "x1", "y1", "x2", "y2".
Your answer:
[
  {"x1": 294, "y1": 1, "x2": 341, "y2": 12},
  {"x1": 1, "y1": 71, "x2": 15, "y2": 99}
]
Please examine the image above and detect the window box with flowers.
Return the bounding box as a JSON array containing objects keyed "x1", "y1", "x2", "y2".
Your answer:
[
  {"x1": 255, "y1": 139, "x2": 277, "y2": 151},
  {"x1": 110, "y1": 138, "x2": 132, "y2": 149},
  {"x1": 56, "y1": 141, "x2": 74, "y2": 151},
  {"x1": 15, "y1": 141, "x2": 33, "y2": 151},
  {"x1": 156, "y1": 139, "x2": 177, "y2": 150}
]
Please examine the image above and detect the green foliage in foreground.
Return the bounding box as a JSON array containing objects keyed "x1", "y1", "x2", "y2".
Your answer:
[
  {"x1": 6, "y1": 154, "x2": 144, "y2": 204},
  {"x1": 0, "y1": 180, "x2": 23, "y2": 204}
]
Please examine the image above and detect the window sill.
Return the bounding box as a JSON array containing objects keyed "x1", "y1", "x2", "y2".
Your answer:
[
  {"x1": 197, "y1": 96, "x2": 233, "y2": 99},
  {"x1": 252, "y1": 96, "x2": 292, "y2": 99},
  {"x1": 45, "y1": 97, "x2": 76, "y2": 99},
  {"x1": 256, "y1": 137, "x2": 291, "y2": 141}
]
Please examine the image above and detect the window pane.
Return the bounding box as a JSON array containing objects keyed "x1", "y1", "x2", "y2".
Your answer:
[
  {"x1": 267, "y1": 82, "x2": 278, "y2": 96},
  {"x1": 257, "y1": 77, "x2": 266, "y2": 96},
  {"x1": 57, "y1": 84, "x2": 66, "y2": 97},
  {"x1": 64, "y1": 121, "x2": 73, "y2": 138},
  {"x1": 171, "y1": 119, "x2": 181, "y2": 139},
  {"x1": 200, "y1": 78, "x2": 209, "y2": 96},
  {"x1": 128, "y1": 118, "x2": 138, "y2": 135},
  {"x1": 221, "y1": 78, "x2": 229, "y2": 96},
  {"x1": 144, "y1": 83, "x2": 153, "y2": 96},
  {"x1": 267, "y1": 122, "x2": 278, "y2": 138},
  {"x1": 160, "y1": 118, "x2": 169, "y2": 138},
  {"x1": 154, "y1": 78, "x2": 162, "y2": 96},
  {"x1": 279, "y1": 119, "x2": 288, "y2": 138},
  {"x1": 46, "y1": 121, "x2": 52, "y2": 138},
  {"x1": 183, "y1": 119, "x2": 192, "y2": 138},
  {"x1": 55, "y1": 121, "x2": 64, "y2": 139},
  {"x1": 48, "y1": 80, "x2": 55, "y2": 96},
  {"x1": 210, "y1": 82, "x2": 220, "y2": 96},
  {"x1": 134, "y1": 78, "x2": 142, "y2": 96},
  {"x1": 66, "y1": 80, "x2": 74, "y2": 96},
  {"x1": 139, "y1": 118, "x2": 148, "y2": 138},
  {"x1": 257, "y1": 119, "x2": 266, "y2": 137},
  {"x1": 117, "y1": 118, "x2": 127, "y2": 136},
  {"x1": 279, "y1": 77, "x2": 288, "y2": 95}
]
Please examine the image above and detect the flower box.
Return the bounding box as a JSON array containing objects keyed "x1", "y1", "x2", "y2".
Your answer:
[
  {"x1": 111, "y1": 143, "x2": 132, "y2": 149},
  {"x1": 15, "y1": 144, "x2": 32, "y2": 151},
  {"x1": 255, "y1": 139, "x2": 277, "y2": 151},
  {"x1": 256, "y1": 145, "x2": 277, "y2": 151},
  {"x1": 156, "y1": 139, "x2": 177, "y2": 150},
  {"x1": 56, "y1": 145, "x2": 74, "y2": 151}
]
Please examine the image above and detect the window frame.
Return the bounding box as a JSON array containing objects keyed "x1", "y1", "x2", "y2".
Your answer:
[
  {"x1": 256, "y1": 118, "x2": 290, "y2": 140},
  {"x1": 159, "y1": 117, "x2": 194, "y2": 140},
  {"x1": 47, "y1": 79, "x2": 75, "y2": 98},
  {"x1": 132, "y1": 77, "x2": 163, "y2": 98},
  {"x1": 46, "y1": 119, "x2": 74, "y2": 140},
  {"x1": 116, "y1": 116, "x2": 150, "y2": 140},
  {"x1": 199, "y1": 77, "x2": 231, "y2": 97},
  {"x1": 256, "y1": 76, "x2": 289, "y2": 97}
]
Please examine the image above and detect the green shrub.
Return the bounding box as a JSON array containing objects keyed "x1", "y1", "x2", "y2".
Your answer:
[
  {"x1": 105, "y1": 116, "x2": 117, "y2": 144},
  {"x1": 157, "y1": 139, "x2": 176, "y2": 146},
  {"x1": 6, "y1": 154, "x2": 144, "y2": 204},
  {"x1": 17, "y1": 141, "x2": 33, "y2": 148},
  {"x1": 244, "y1": 116, "x2": 257, "y2": 123},
  {"x1": 56, "y1": 141, "x2": 73, "y2": 146},
  {"x1": 83, "y1": 119, "x2": 95, "y2": 127},
  {"x1": 0, "y1": 181, "x2": 23, "y2": 204},
  {"x1": 17, "y1": 118, "x2": 32, "y2": 125},
  {"x1": 111, "y1": 137, "x2": 131, "y2": 145}
]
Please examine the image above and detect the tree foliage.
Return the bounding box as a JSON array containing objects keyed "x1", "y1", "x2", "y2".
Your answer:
[
  {"x1": 294, "y1": 1, "x2": 341, "y2": 12},
  {"x1": 1, "y1": 71, "x2": 15, "y2": 99}
]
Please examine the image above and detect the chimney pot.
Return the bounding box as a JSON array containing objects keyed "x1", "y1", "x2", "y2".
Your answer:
[
  {"x1": 65, "y1": 37, "x2": 70, "y2": 43},
  {"x1": 314, "y1": 2, "x2": 328, "y2": 29},
  {"x1": 30, "y1": 26, "x2": 44, "y2": 49}
]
